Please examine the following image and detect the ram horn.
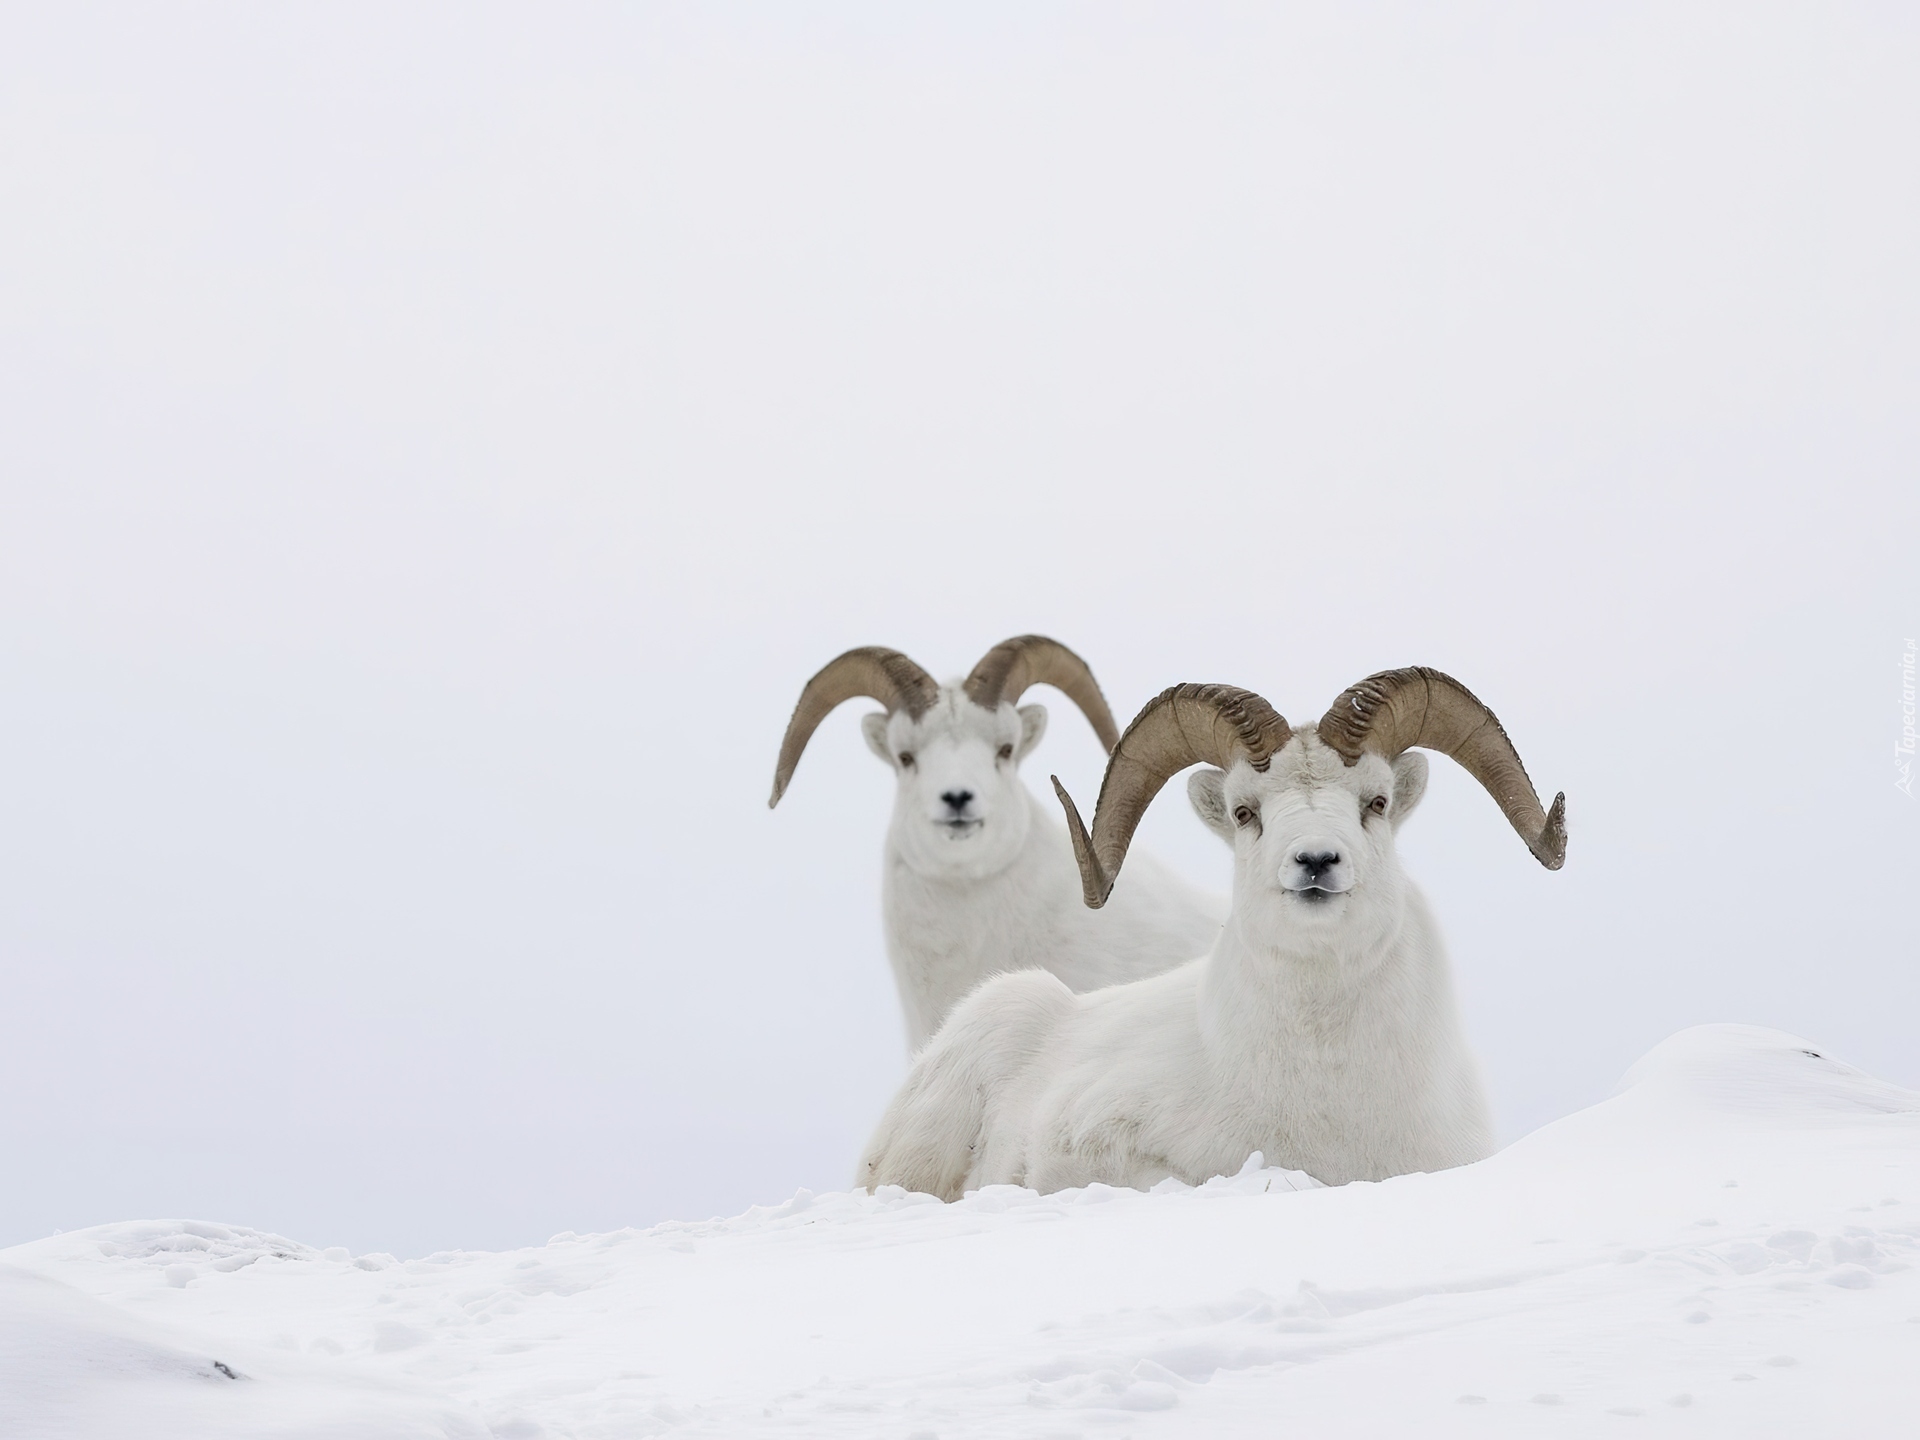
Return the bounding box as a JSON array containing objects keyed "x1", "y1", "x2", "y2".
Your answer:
[
  {"x1": 963, "y1": 635, "x2": 1121, "y2": 752},
  {"x1": 769, "y1": 647, "x2": 941, "y2": 807},
  {"x1": 1052, "y1": 683, "x2": 1292, "y2": 908},
  {"x1": 1316, "y1": 666, "x2": 1567, "y2": 870}
]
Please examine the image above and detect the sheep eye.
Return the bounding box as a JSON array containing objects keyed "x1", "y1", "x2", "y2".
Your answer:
[
  {"x1": 1232, "y1": 805, "x2": 1256, "y2": 827},
  {"x1": 898, "y1": 752, "x2": 915, "y2": 768},
  {"x1": 997, "y1": 744, "x2": 1014, "y2": 761},
  {"x1": 1367, "y1": 795, "x2": 1388, "y2": 816}
]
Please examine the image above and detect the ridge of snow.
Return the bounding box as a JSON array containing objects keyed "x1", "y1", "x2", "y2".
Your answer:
[{"x1": 4, "y1": 1024, "x2": 1917, "y2": 1437}]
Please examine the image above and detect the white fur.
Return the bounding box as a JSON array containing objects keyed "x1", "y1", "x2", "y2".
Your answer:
[
  {"x1": 858, "y1": 685, "x2": 1226, "y2": 1050},
  {"x1": 858, "y1": 731, "x2": 1495, "y2": 1196}
]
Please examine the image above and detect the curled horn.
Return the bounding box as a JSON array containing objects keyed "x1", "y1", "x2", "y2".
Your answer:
[
  {"x1": 769, "y1": 647, "x2": 940, "y2": 807},
  {"x1": 1052, "y1": 683, "x2": 1292, "y2": 908},
  {"x1": 963, "y1": 635, "x2": 1121, "y2": 752},
  {"x1": 1317, "y1": 666, "x2": 1567, "y2": 870}
]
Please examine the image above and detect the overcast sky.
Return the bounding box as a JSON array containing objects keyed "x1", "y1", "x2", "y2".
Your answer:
[{"x1": 3, "y1": 2, "x2": 1916, "y2": 1257}]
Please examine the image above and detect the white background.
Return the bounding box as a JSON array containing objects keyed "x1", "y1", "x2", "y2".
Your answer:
[{"x1": 2, "y1": 2, "x2": 1915, "y2": 1258}]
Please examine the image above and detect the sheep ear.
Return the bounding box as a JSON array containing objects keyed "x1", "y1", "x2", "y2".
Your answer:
[
  {"x1": 1186, "y1": 768, "x2": 1235, "y2": 843},
  {"x1": 1015, "y1": 703, "x2": 1048, "y2": 761},
  {"x1": 1390, "y1": 752, "x2": 1429, "y2": 828},
  {"x1": 860, "y1": 712, "x2": 893, "y2": 764}
]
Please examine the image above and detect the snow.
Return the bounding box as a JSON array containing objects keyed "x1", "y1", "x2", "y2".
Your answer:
[{"x1": 4, "y1": 1026, "x2": 1917, "y2": 1438}]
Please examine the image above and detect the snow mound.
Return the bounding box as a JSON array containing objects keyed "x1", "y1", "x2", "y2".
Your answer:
[
  {"x1": 5, "y1": 1025, "x2": 1917, "y2": 1437},
  {"x1": 1616, "y1": 1022, "x2": 1920, "y2": 1114}
]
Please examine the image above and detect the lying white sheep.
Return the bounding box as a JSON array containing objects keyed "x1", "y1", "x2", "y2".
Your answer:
[
  {"x1": 771, "y1": 636, "x2": 1225, "y2": 1050},
  {"x1": 857, "y1": 667, "x2": 1567, "y2": 1196}
]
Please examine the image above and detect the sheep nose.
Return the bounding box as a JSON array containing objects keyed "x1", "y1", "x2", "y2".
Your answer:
[
  {"x1": 941, "y1": 790, "x2": 975, "y2": 813},
  {"x1": 1295, "y1": 850, "x2": 1340, "y2": 878}
]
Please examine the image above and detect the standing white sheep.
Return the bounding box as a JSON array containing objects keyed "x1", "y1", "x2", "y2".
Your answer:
[
  {"x1": 771, "y1": 636, "x2": 1225, "y2": 1050},
  {"x1": 857, "y1": 667, "x2": 1567, "y2": 1196}
]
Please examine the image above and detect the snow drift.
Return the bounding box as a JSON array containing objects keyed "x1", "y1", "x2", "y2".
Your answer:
[{"x1": 4, "y1": 1025, "x2": 1917, "y2": 1438}]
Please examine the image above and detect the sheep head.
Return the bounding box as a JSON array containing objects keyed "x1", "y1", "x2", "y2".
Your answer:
[
  {"x1": 1054, "y1": 670, "x2": 1565, "y2": 934},
  {"x1": 771, "y1": 636, "x2": 1121, "y2": 880}
]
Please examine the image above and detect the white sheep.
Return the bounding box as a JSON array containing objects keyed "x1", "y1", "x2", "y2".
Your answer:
[
  {"x1": 770, "y1": 636, "x2": 1226, "y2": 1050},
  {"x1": 857, "y1": 667, "x2": 1567, "y2": 1196}
]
